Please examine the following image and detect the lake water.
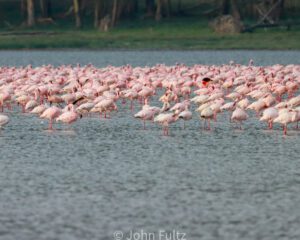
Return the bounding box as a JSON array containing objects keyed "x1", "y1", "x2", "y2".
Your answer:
[
  {"x1": 0, "y1": 50, "x2": 300, "y2": 240},
  {"x1": 0, "y1": 50, "x2": 300, "y2": 67}
]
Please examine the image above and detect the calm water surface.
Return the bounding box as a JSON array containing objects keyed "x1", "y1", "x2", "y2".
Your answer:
[{"x1": 0, "y1": 51, "x2": 300, "y2": 240}]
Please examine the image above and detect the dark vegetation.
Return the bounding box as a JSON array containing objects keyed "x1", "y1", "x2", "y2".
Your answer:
[{"x1": 0, "y1": 0, "x2": 299, "y2": 49}]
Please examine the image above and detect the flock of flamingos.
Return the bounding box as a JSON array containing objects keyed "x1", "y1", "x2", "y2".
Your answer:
[{"x1": 0, "y1": 61, "x2": 299, "y2": 135}]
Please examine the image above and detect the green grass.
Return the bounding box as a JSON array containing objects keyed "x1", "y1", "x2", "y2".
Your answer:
[{"x1": 0, "y1": 18, "x2": 299, "y2": 50}]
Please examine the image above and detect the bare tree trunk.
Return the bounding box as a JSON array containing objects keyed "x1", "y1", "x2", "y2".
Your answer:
[
  {"x1": 27, "y1": 0, "x2": 35, "y2": 27},
  {"x1": 94, "y1": 0, "x2": 100, "y2": 28},
  {"x1": 111, "y1": 0, "x2": 118, "y2": 27},
  {"x1": 73, "y1": 0, "x2": 81, "y2": 28},
  {"x1": 156, "y1": 0, "x2": 162, "y2": 21}
]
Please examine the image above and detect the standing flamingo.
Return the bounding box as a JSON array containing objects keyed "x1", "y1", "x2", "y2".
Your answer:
[
  {"x1": 40, "y1": 106, "x2": 61, "y2": 130},
  {"x1": 260, "y1": 107, "x2": 278, "y2": 129},
  {"x1": 231, "y1": 108, "x2": 248, "y2": 129},
  {"x1": 274, "y1": 109, "x2": 297, "y2": 135},
  {"x1": 200, "y1": 107, "x2": 214, "y2": 130},
  {"x1": 56, "y1": 104, "x2": 79, "y2": 127},
  {"x1": 154, "y1": 112, "x2": 178, "y2": 136}
]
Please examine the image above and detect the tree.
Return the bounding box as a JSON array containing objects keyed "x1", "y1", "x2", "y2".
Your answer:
[
  {"x1": 94, "y1": 0, "x2": 100, "y2": 28},
  {"x1": 73, "y1": 0, "x2": 81, "y2": 28},
  {"x1": 27, "y1": 0, "x2": 35, "y2": 27},
  {"x1": 156, "y1": 0, "x2": 162, "y2": 21},
  {"x1": 40, "y1": 0, "x2": 51, "y2": 18},
  {"x1": 111, "y1": 0, "x2": 118, "y2": 27},
  {"x1": 155, "y1": 0, "x2": 172, "y2": 21}
]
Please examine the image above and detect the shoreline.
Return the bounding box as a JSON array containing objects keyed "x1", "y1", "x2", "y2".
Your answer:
[{"x1": 0, "y1": 48, "x2": 299, "y2": 51}]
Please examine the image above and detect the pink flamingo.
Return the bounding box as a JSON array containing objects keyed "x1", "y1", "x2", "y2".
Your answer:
[
  {"x1": 56, "y1": 104, "x2": 79, "y2": 127},
  {"x1": 260, "y1": 107, "x2": 278, "y2": 129},
  {"x1": 274, "y1": 109, "x2": 297, "y2": 135},
  {"x1": 134, "y1": 105, "x2": 160, "y2": 130},
  {"x1": 200, "y1": 107, "x2": 214, "y2": 130},
  {"x1": 154, "y1": 112, "x2": 178, "y2": 136},
  {"x1": 231, "y1": 108, "x2": 248, "y2": 129},
  {"x1": 40, "y1": 106, "x2": 61, "y2": 130},
  {"x1": 178, "y1": 109, "x2": 192, "y2": 129}
]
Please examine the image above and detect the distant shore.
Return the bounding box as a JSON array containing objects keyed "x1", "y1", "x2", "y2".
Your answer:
[{"x1": 0, "y1": 20, "x2": 299, "y2": 50}]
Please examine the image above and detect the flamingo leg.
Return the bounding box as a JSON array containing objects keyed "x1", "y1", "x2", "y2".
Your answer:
[
  {"x1": 6, "y1": 103, "x2": 11, "y2": 111},
  {"x1": 130, "y1": 100, "x2": 133, "y2": 112},
  {"x1": 144, "y1": 98, "x2": 148, "y2": 105},
  {"x1": 284, "y1": 124, "x2": 287, "y2": 135},
  {"x1": 143, "y1": 120, "x2": 146, "y2": 130},
  {"x1": 214, "y1": 113, "x2": 217, "y2": 122},
  {"x1": 49, "y1": 119, "x2": 53, "y2": 130}
]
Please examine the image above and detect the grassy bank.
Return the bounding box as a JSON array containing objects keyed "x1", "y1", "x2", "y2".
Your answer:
[{"x1": 0, "y1": 18, "x2": 299, "y2": 50}]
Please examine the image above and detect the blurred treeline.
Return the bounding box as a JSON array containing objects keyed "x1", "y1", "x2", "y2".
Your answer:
[{"x1": 0, "y1": 0, "x2": 299, "y2": 29}]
